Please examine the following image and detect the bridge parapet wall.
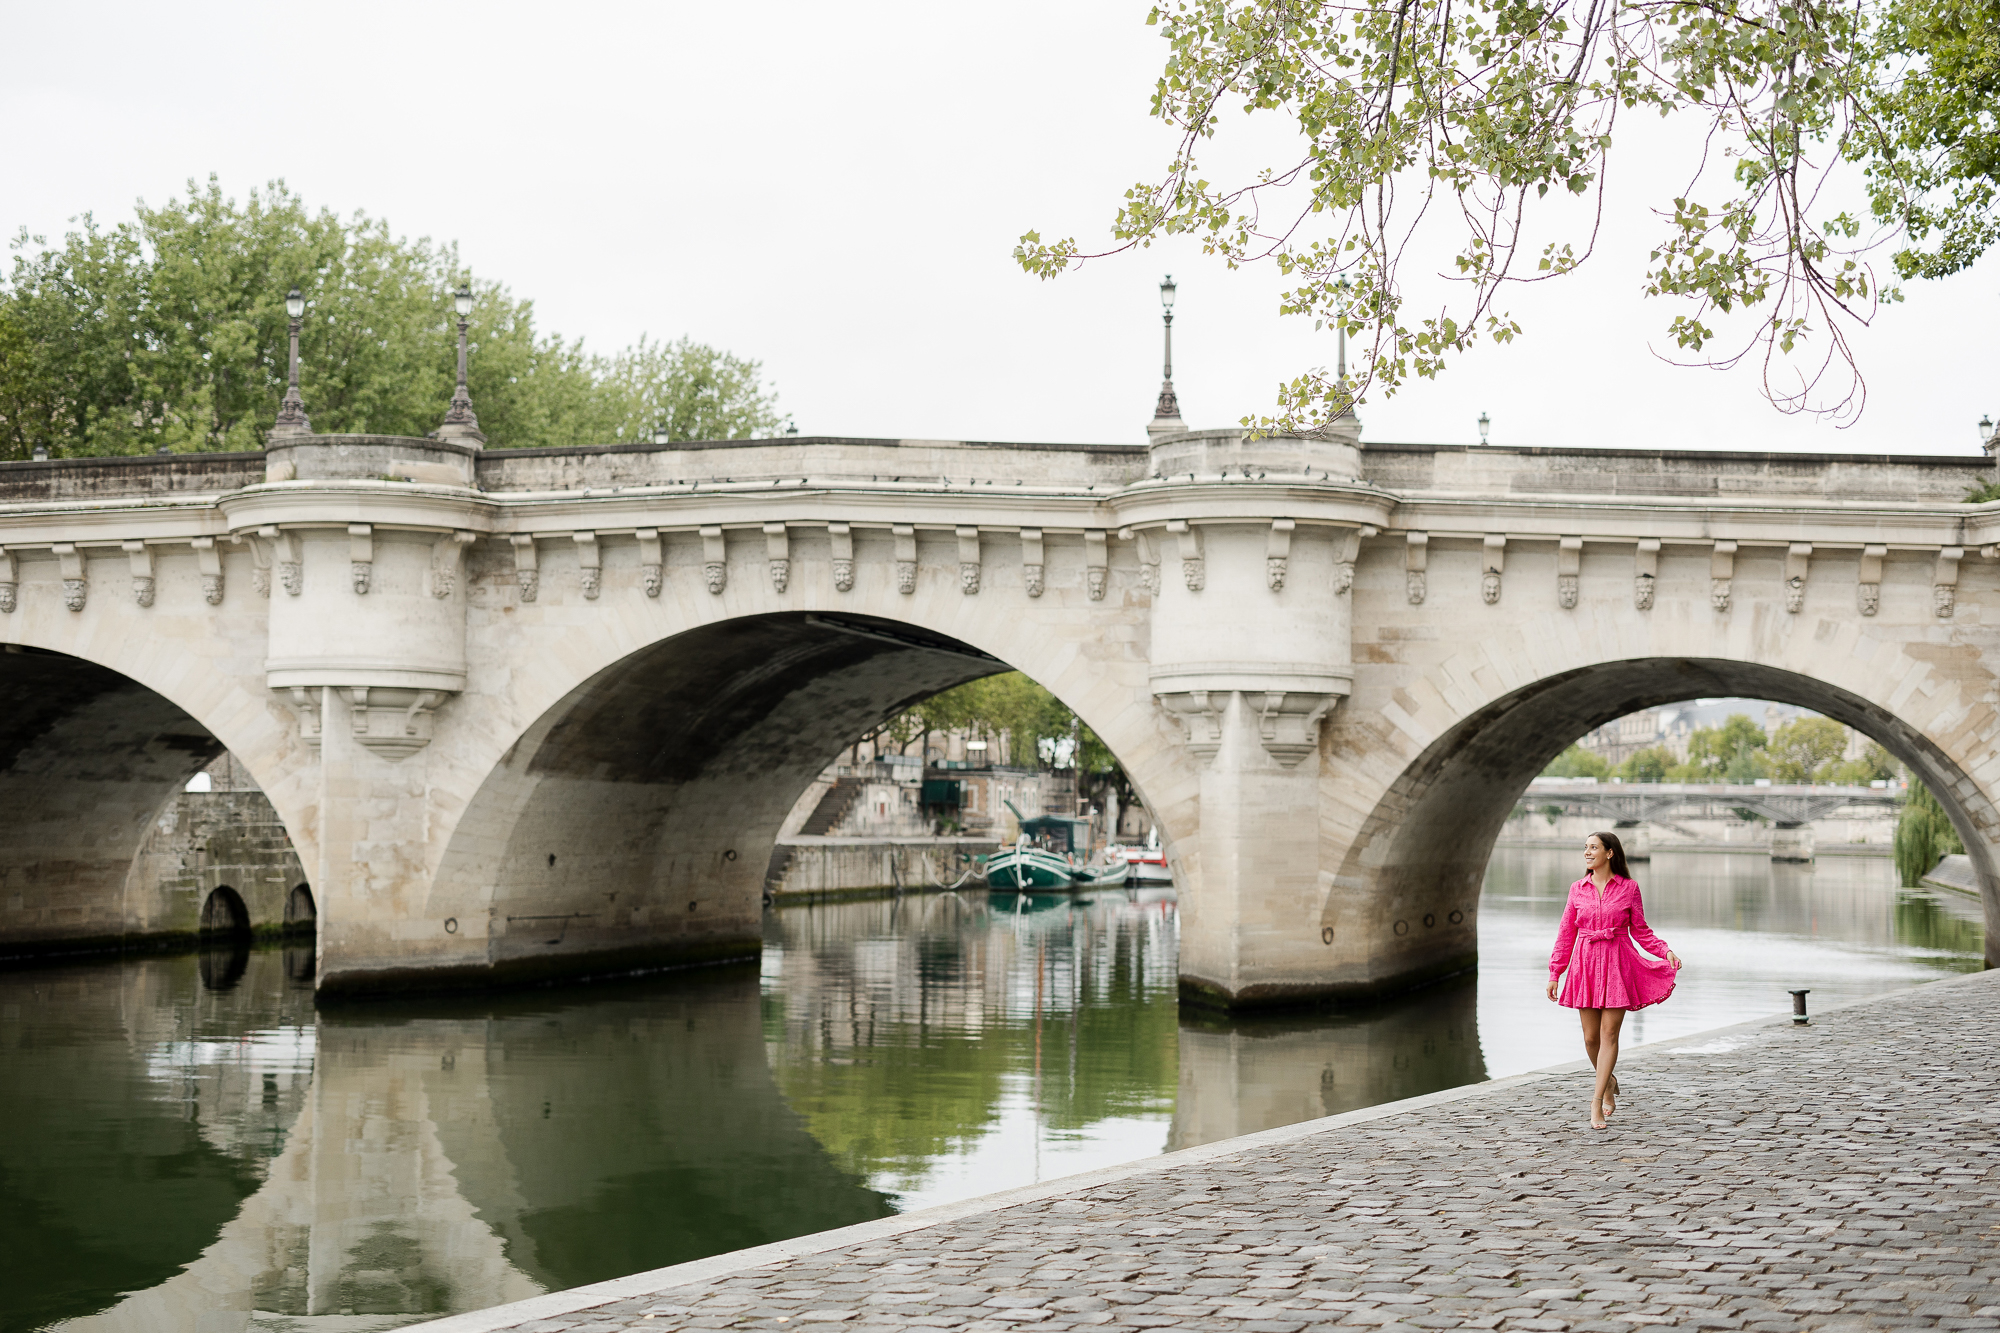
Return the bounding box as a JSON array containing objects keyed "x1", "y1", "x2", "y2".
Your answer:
[
  {"x1": 1368, "y1": 441, "x2": 1994, "y2": 504},
  {"x1": 474, "y1": 436, "x2": 1151, "y2": 493},
  {"x1": 0, "y1": 452, "x2": 266, "y2": 503}
]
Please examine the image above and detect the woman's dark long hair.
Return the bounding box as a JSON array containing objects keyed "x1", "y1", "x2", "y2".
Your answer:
[{"x1": 1590, "y1": 831, "x2": 1633, "y2": 880}]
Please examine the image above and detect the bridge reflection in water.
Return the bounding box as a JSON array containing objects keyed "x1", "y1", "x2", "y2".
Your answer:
[{"x1": 1, "y1": 863, "x2": 1979, "y2": 1333}]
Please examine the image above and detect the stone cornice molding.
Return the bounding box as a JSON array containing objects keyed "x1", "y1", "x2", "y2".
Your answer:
[{"x1": 218, "y1": 481, "x2": 493, "y2": 535}]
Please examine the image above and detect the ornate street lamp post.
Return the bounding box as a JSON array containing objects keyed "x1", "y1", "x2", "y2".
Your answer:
[
  {"x1": 441, "y1": 285, "x2": 480, "y2": 433},
  {"x1": 274, "y1": 287, "x2": 311, "y2": 432},
  {"x1": 1151, "y1": 275, "x2": 1182, "y2": 429}
]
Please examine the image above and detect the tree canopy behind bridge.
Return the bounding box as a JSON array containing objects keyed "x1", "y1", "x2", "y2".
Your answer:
[
  {"x1": 1545, "y1": 712, "x2": 1897, "y2": 784},
  {"x1": 0, "y1": 178, "x2": 785, "y2": 460}
]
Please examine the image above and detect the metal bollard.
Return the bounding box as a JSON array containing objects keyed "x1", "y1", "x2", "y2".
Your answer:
[{"x1": 1789, "y1": 989, "x2": 1811, "y2": 1024}]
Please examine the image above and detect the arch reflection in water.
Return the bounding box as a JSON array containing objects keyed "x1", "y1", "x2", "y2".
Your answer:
[
  {"x1": 9, "y1": 956, "x2": 890, "y2": 1333},
  {"x1": 759, "y1": 890, "x2": 1489, "y2": 1201},
  {"x1": 1170, "y1": 976, "x2": 1485, "y2": 1150}
]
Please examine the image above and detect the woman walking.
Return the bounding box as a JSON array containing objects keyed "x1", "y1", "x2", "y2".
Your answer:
[{"x1": 1546, "y1": 831, "x2": 1682, "y2": 1129}]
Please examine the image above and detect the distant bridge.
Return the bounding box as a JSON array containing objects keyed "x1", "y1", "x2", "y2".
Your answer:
[{"x1": 1520, "y1": 780, "x2": 1902, "y2": 828}]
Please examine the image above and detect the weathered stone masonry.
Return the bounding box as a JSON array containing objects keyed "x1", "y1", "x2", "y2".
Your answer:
[{"x1": 3, "y1": 423, "x2": 1999, "y2": 1003}]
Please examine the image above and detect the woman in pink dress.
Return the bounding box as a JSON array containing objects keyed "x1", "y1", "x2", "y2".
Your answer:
[{"x1": 1545, "y1": 831, "x2": 1683, "y2": 1129}]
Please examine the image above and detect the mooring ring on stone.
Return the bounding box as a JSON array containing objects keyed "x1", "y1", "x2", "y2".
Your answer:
[
  {"x1": 723, "y1": 848, "x2": 738, "y2": 861},
  {"x1": 1423, "y1": 913, "x2": 1436, "y2": 928},
  {"x1": 1449, "y1": 909, "x2": 1464, "y2": 925},
  {"x1": 444, "y1": 917, "x2": 458, "y2": 934},
  {"x1": 1394, "y1": 919, "x2": 1409, "y2": 935},
  {"x1": 1320, "y1": 926, "x2": 1335, "y2": 945}
]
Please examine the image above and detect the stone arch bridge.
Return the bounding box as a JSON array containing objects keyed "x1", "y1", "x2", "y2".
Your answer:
[{"x1": 3, "y1": 423, "x2": 1997, "y2": 1005}]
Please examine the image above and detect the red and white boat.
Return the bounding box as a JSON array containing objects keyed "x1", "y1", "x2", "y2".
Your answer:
[{"x1": 1114, "y1": 836, "x2": 1172, "y2": 885}]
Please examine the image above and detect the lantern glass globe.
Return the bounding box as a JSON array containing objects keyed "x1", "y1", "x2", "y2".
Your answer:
[
  {"x1": 285, "y1": 289, "x2": 304, "y2": 320},
  {"x1": 454, "y1": 286, "x2": 473, "y2": 318},
  {"x1": 1159, "y1": 275, "x2": 1176, "y2": 310}
]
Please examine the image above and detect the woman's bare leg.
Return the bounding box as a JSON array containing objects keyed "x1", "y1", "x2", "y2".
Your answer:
[
  {"x1": 1578, "y1": 1009, "x2": 1606, "y2": 1124},
  {"x1": 1591, "y1": 1008, "x2": 1626, "y2": 1127}
]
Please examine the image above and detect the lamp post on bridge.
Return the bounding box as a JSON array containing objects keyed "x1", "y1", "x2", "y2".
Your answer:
[
  {"x1": 1146, "y1": 275, "x2": 1186, "y2": 441},
  {"x1": 274, "y1": 287, "x2": 311, "y2": 434},
  {"x1": 439, "y1": 284, "x2": 483, "y2": 442}
]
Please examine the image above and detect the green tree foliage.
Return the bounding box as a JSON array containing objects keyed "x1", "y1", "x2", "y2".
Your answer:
[
  {"x1": 1895, "y1": 779, "x2": 1964, "y2": 886},
  {"x1": 1823, "y1": 740, "x2": 1899, "y2": 786},
  {"x1": 0, "y1": 178, "x2": 782, "y2": 460},
  {"x1": 1765, "y1": 716, "x2": 1853, "y2": 781},
  {"x1": 1866, "y1": 0, "x2": 2000, "y2": 281},
  {"x1": 1542, "y1": 744, "x2": 1610, "y2": 779},
  {"x1": 1018, "y1": 0, "x2": 1996, "y2": 427},
  {"x1": 1615, "y1": 746, "x2": 1677, "y2": 783},
  {"x1": 878, "y1": 672, "x2": 1131, "y2": 811},
  {"x1": 1675, "y1": 714, "x2": 1770, "y2": 781}
]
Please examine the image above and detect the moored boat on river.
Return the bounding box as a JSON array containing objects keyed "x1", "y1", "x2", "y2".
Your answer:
[
  {"x1": 983, "y1": 843, "x2": 1076, "y2": 889},
  {"x1": 1070, "y1": 856, "x2": 1132, "y2": 887},
  {"x1": 1116, "y1": 836, "x2": 1172, "y2": 885}
]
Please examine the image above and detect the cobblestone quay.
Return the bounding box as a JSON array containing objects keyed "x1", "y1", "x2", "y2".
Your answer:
[{"x1": 420, "y1": 970, "x2": 2000, "y2": 1333}]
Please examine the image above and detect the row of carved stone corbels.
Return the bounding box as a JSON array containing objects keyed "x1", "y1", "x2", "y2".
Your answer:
[
  {"x1": 232, "y1": 526, "x2": 479, "y2": 600},
  {"x1": 1154, "y1": 689, "x2": 1337, "y2": 768},
  {"x1": 504, "y1": 524, "x2": 1117, "y2": 602},
  {"x1": 1151, "y1": 521, "x2": 1373, "y2": 594},
  {"x1": 0, "y1": 526, "x2": 484, "y2": 607},
  {"x1": 0, "y1": 539, "x2": 231, "y2": 613},
  {"x1": 1403, "y1": 534, "x2": 1970, "y2": 619}
]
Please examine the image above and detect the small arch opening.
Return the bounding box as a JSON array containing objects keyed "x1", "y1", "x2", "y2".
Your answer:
[
  {"x1": 284, "y1": 883, "x2": 316, "y2": 934},
  {"x1": 199, "y1": 886, "x2": 251, "y2": 939}
]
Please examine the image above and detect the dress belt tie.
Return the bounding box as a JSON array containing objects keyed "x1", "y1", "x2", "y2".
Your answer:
[{"x1": 1577, "y1": 926, "x2": 1622, "y2": 944}]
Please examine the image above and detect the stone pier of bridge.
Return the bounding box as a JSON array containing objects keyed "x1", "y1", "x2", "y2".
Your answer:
[{"x1": 4, "y1": 421, "x2": 2000, "y2": 1002}]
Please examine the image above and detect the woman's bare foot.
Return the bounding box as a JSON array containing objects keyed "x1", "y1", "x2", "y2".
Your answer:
[
  {"x1": 1602, "y1": 1075, "x2": 1619, "y2": 1119},
  {"x1": 1590, "y1": 1094, "x2": 1607, "y2": 1130}
]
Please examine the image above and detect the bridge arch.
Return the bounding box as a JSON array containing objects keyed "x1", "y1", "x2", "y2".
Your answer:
[
  {"x1": 1319, "y1": 614, "x2": 2000, "y2": 1000},
  {"x1": 322, "y1": 599, "x2": 1191, "y2": 994},
  {"x1": 0, "y1": 642, "x2": 309, "y2": 954}
]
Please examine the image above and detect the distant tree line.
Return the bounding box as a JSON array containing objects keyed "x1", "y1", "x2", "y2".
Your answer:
[
  {"x1": 1543, "y1": 714, "x2": 1896, "y2": 786},
  {"x1": 0, "y1": 177, "x2": 785, "y2": 460},
  {"x1": 1542, "y1": 709, "x2": 1967, "y2": 886},
  {"x1": 862, "y1": 672, "x2": 1131, "y2": 815}
]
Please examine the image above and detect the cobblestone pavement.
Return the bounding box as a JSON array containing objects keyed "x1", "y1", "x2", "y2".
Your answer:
[{"x1": 430, "y1": 970, "x2": 2000, "y2": 1333}]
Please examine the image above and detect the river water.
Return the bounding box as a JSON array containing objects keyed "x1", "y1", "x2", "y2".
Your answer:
[{"x1": 1, "y1": 848, "x2": 1980, "y2": 1332}]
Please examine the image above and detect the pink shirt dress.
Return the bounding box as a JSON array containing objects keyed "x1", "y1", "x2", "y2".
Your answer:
[{"x1": 1549, "y1": 873, "x2": 1678, "y2": 1010}]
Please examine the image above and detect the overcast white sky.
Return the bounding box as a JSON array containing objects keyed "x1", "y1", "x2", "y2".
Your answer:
[{"x1": 3, "y1": 0, "x2": 1992, "y2": 454}]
